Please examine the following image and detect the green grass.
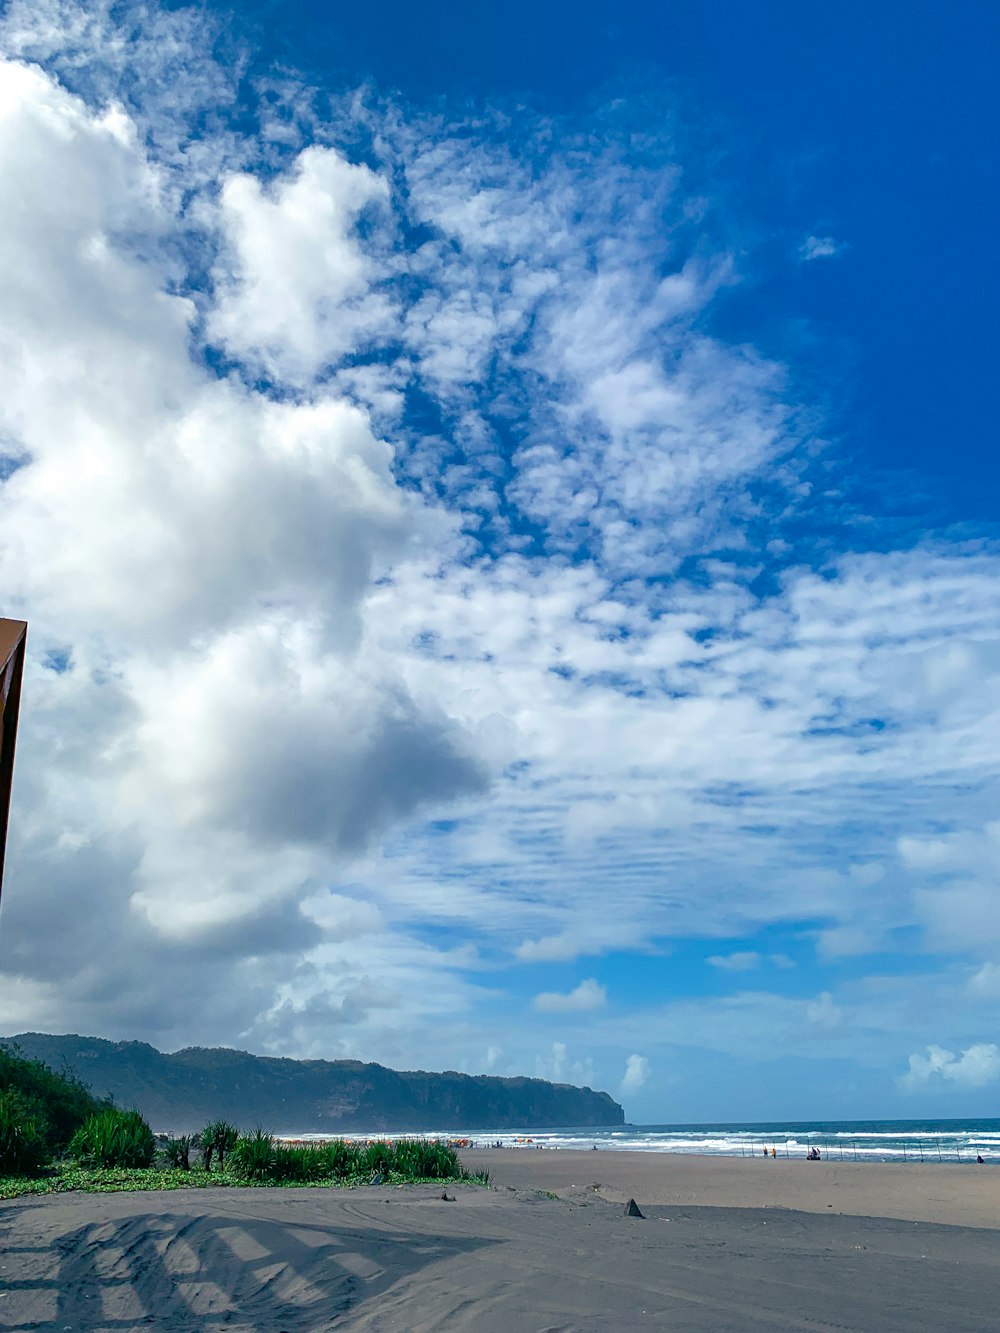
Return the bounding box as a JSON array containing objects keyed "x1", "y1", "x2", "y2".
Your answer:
[
  {"x1": 0, "y1": 1166, "x2": 237, "y2": 1198},
  {"x1": 0, "y1": 1160, "x2": 488, "y2": 1200},
  {"x1": 0, "y1": 1137, "x2": 492, "y2": 1200},
  {"x1": 227, "y1": 1135, "x2": 476, "y2": 1186}
]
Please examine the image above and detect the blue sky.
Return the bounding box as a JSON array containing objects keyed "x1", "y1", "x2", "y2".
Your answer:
[
  {"x1": 0, "y1": 0, "x2": 998, "y2": 1122},
  {"x1": 248, "y1": 0, "x2": 997, "y2": 521}
]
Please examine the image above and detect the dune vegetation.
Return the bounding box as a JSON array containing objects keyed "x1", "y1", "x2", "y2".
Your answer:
[{"x1": 0, "y1": 1045, "x2": 489, "y2": 1200}]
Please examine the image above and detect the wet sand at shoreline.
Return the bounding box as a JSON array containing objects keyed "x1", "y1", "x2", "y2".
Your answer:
[{"x1": 2, "y1": 1158, "x2": 999, "y2": 1331}]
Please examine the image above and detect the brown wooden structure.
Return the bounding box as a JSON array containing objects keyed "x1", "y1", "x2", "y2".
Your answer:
[{"x1": 0, "y1": 618, "x2": 26, "y2": 904}]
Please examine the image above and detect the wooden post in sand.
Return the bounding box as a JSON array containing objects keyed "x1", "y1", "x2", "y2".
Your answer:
[{"x1": 0, "y1": 618, "x2": 27, "y2": 912}]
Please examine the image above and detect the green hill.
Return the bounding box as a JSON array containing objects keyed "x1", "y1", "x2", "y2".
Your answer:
[{"x1": 2, "y1": 1033, "x2": 625, "y2": 1133}]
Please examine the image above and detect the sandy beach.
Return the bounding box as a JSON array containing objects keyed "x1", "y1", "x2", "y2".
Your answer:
[
  {"x1": 2, "y1": 1154, "x2": 999, "y2": 1331},
  {"x1": 466, "y1": 1147, "x2": 1000, "y2": 1229}
]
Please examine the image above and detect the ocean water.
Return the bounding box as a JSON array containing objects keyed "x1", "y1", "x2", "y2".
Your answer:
[{"x1": 283, "y1": 1119, "x2": 1000, "y2": 1162}]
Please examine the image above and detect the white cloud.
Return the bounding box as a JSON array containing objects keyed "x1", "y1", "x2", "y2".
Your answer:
[
  {"x1": 208, "y1": 146, "x2": 393, "y2": 383},
  {"x1": 620, "y1": 1053, "x2": 649, "y2": 1094},
  {"x1": 798, "y1": 234, "x2": 846, "y2": 262},
  {"x1": 533, "y1": 978, "x2": 607, "y2": 1013},
  {"x1": 899, "y1": 1043, "x2": 1000, "y2": 1091},
  {"x1": 816, "y1": 927, "x2": 879, "y2": 960},
  {"x1": 534, "y1": 1041, "x2": 596, "y2": 1088},
  {"x1": 707, "y1": 951, "x2": 760, "y2": 971},
  {"x1": 483, "y1": 1044, "x2": 504, "y2": 1072},
  {"x1": 805, "y1": 991, "x2": 841, "y2": 1029},
  {"x1": 967, "y1": 962, "x2": 1000, "y2": 1000},
  {"x1": 0, "y1": 48, "x2": 487, "y2": 1051}
]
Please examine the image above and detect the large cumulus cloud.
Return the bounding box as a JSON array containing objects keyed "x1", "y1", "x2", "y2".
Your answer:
[{"x1": 0, "y1": 48, "x2": 485, "y2": 1050}]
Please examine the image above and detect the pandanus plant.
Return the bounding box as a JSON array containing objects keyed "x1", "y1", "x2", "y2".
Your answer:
[
  {"x1": 164, "y1": 1135, "x2": 192, "y2": 1170},
  {"x1": 200, "y1": 1119, "x2": 239, "y2": 1170},
  {"x1": 69, "y1": 1108, "x2": 155, "y2": 1169}
]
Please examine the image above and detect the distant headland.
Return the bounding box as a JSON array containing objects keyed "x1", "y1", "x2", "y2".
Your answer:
[{"x1": 2, "y1": 1032, "x2": 625, "y2": 1133}]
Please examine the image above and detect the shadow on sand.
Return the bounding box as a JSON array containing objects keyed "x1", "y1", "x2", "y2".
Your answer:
[{"x1": 0, "y1": 1196, "x2": 493, "y2": 1330}]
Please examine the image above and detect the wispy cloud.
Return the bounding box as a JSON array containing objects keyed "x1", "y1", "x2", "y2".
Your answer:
[
  {"x1": 707, "y1": 951, "x2": 761, "y2": 971},
  {"x1": 798, "y1": 234, "x2": 847, "y2": 262},
  {"x1": 533, "y1": 979, "x2": 607, "y2": 1013}
]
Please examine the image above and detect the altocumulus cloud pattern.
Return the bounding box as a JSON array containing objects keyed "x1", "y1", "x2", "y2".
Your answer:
[{"x1": 1, "y1": 0, "x2": 999, "y2": 1118}]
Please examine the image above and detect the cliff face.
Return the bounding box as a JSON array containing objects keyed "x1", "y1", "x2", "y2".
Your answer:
[{"x1": 2, "y1": 1033, "x2": 625, "y2": 1133}]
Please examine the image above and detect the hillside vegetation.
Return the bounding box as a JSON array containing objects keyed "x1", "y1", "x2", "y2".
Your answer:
[
  {"x1": 0, "y1": 1042, "x2": 109, "y2": 1170},
  {"x1": 0, "y1": 1044, "x2": 489, "y2": 1199},
  {"x1": 3, "y1": 1033, "x2": 625, "y2": 1131}
]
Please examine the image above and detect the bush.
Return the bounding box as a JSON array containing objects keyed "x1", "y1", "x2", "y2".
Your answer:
[
  {"x1": 390, "y1": 1139, "x2": 461, "y2": 1180},
  {"x1": 200, "y1": 1119, "x2": 239, "y2": 1170},
  {"x1": 270, "y1": 1144, "x2": 329, "y2": 1183},
  {"x1": 0, "y1": 1090, "x2": 48, "y2": 1175},
  {"x1": 0, "y1": 1043, "x2": 107, "y2": 1153},
  {"x1": 164, "y1": 1136, "x2": 191, "y2": 1170},
  {"x1": 316, "y1": 1137, "x2": 357, "y2": 1178},
  {"x1": 230, "y1": 1128, "x2": 276, "y2": 1181},
  {"x1": 362, "y1": 1139, "x2": 395, "y2": 1176},
  {"x1": 69, "y1": 1108, "x2": 155, "y2": 1169},
  {"x1": 226, "y1": 1135, "x2": 465, "y2": 1185}
]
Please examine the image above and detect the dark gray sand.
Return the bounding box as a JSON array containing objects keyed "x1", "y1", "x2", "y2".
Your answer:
[{"x1": 3, "y1": 1171, "x2": 1000, "y2": 1331}]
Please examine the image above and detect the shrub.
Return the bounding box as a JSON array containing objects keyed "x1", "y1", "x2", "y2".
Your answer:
[
  {"x1": 164, "y1": 1136, "x2": 191, "y2": 1170},
  {"x1": 0, "y1": 1090, "x2": 48, "y2": 1176},
  {"x1": 317, "y1": 1138, "x2": 361, "y2": 1179},
  {"x1": 230, "y1": 1128, "x2": 276, "y2": 1181},
  {"x1": 0, "y1": 1043, "x2": 107, "y2": 1152},
  {"x1": 271, "y1": 1144, "x2": 329, "y2": 1183},
  {"x1": 69, "y1": 1108, "x2": 155, "y2": 1169},
  {"x1": 361, "y1": 1139, "x2": 394, "y2": 1177},
  {"x1": 391, "y1": 1139, "x2": 461, "y2": 1180},
  {"x1": 200, "y1": 1119, "x2": 239, "y2": 1171}
]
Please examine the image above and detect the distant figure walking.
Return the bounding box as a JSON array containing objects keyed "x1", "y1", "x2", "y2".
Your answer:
[{"x1": 771, "y1": 1147, "x2": 777, "y2": 1159}]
